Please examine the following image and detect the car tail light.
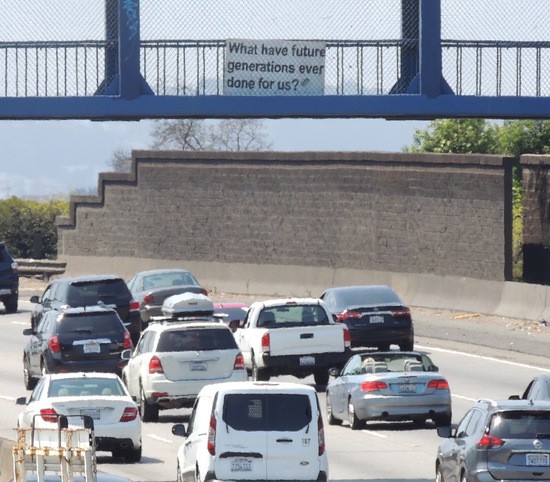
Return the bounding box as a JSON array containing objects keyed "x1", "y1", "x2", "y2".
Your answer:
[
  {"x1": 148, "y1": 355, "x2": 164, "y2": 374},
  {"x1": 49, "y1": 336, "x2": 61, "y2": 353},
  {"x1": 11, "y1": 261, "x2": 18, "y2": 273},
  {"x1": 428, "y1": 379, "x2": 449, "y2": 390},
  {"x1": 476, "y1": 434, "x2": 504, "y2": 449},
  {"x1": 200, "y1": 288, "x2": 209, "y2": 296},
  {"x1": 207, "y1": 413, "x2": 217, "y2": 455},
  {"x1": 261, "y1": 333, "x2": 270, "y2": 353},
  {"x1": 120, "y1": 406, "x2": 138, "y2": 422},
  {"x1": 143, "y1": 294, "x2": 155, "y2": 305},
  {"x1": 343, "y1": 327, "x2": 351, "y2": 348},
  {"x1": 123, "y1": 331, "x2": 133, "y2": 350},
  {"x1": 40, "y1": 408, "x2": 58, "y2": 423},
  {"x1": 233, "y1": 353, "x2": 245, "y2": 370},
  {"x1": 361, "y1": 381, "x2": 388, "y2": 392},
  {"x1": 391, "y1": 307, "x2": 411, "y2": 319},
  {"x1": 336, "y1": 311, "x2": 362, "y2": 322},
  {"x1": 318, "y1": 413, "x2": 325, "y2": 455},
  {"x1": 129, "y1": 300, "x2": 140, "y2": 312}
]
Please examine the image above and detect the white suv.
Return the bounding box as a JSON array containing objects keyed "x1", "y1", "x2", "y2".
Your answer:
[
  {"x1": 172, "y1": 381, "x2": 329, "y2": 482},
  {"x1": 122, "y1": 320, "x2": 247, "y2": 422}
]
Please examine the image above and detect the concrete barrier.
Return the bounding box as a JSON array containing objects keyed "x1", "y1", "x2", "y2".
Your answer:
[
  {"x1": 57, "y1": 254, "x2": 550, "y2": 322},
  {"x1": 0, "y1": 437, "x2": 14, "y2": 482}
]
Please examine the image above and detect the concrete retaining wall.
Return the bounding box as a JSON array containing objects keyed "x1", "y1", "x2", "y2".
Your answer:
[{"x1": 0, "y1": 437, "x2": 14, "y2": 482}]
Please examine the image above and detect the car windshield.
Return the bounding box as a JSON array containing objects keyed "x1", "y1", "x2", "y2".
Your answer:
[
  {"x1": 489, "y1": 410, "x2": 550, "y2": 439},
  {"x1": 223, "y1": 393, "x2": 312, "y2": 431},
  {"x1": 156, "y1": 328, "x2": 238, "y2": 351},
  {"x1": 67, "y1": 279, "x2": 131, "y2": 305},
  {"x1": 333, "y1": 286, "x2": 402, "y2": 309},
  {"x1": 143, "y1": 272, "x2": 199, "y2": 290},
  {"x1": 48, "y1": 377, "x2": 126, "y2": 397},
  {"x1": 257, "y1": 305, "x2": 329, "y2": 328}
]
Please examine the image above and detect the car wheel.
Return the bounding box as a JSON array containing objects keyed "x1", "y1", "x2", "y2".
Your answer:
[
  {"x1": 412, "y1": 416, "x2": 427, "y2": 426},
  {"x1": 435, "y1": 464, "x2": 444, "y2": 482},
  {"x1": 124, "y1": 446, "x2": 142, "y2": 463},
  {"x1": 378, "y1": 344, "x2": 390, "y2": 351},
  {"x1": 434, "y1": 411, "x2": 452, "y2": 427},
  {"x1": 460, "y1": 471, "x2": 467, "y2": 482},
  {"x1": 251, "y1": 357, "x2": 270, "y2": 382},
  {"x1": 314, "y1": 369, "x2": 329, "y2": 388},
  {"x1": 348, "y1": 398, "x2": 363, "y2": 430},
  {"x1": 326, "y1": 392, "x2": 342, "y2": 426},
  {"x1": 139, "y1": 386, "x2": 159, "y2": 423},
  {"x1": 4, "y1": 294, "x2": 18, "y2": 313},
  {"x1": 112, "y1": 448, "x2": 124, "y2": 459},
  {"x1": 40, "y1": 359, "x2": 48, "y2": 376},
  {"x1": 23, "y1": 357, "x2": 37, "y2": 390}
]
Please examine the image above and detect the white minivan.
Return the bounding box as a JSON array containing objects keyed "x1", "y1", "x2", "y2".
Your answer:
[{"x1": 172, "y1": 381, "x2": 329, "y2": 482}]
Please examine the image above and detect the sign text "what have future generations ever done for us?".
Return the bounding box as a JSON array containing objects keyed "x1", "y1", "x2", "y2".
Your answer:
[{"x1": 224, "y1": 39, "x2": 326, "y2": 96}]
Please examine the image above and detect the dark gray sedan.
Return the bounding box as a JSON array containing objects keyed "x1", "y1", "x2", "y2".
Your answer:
[{"x1": 127, "y1": 269, "x2": 207, "y2": 324}]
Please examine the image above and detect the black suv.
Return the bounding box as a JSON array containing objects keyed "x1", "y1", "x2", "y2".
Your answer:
[
  {"x1": 0, "y1": 242, "x2": 19, "y2": 313},
  {"x1": 436, "y1": 398, "x2": 550, "y2": 482},
  {"x1": 30, "y1": 274, "x2": 141, "y2": 343},
  {"x1": 22, "y1": 305, "x2": 133, "y2": 389}
]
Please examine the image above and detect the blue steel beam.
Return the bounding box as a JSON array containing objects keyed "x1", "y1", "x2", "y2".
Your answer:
[{"x1": 1, "y1": 95, "x2": 550, "y2": 120}]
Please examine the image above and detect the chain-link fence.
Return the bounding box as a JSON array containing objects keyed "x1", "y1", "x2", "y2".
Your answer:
[{"x1": 0, "y1": 0, "x2": 549, "y2": 98}]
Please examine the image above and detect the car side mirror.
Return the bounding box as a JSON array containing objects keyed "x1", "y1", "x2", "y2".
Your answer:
[
  {"x1": 172, "y1": 423, "x2": 188, "y2": 438},
  {"x1": 332, "y1": 314, "x2": 337, "y2": 322},
  {"x1": 16, "y1": 396, "x2": 27, "y2": 405},
  {"x1": 23, "y1": 328, "x2": 34, "y2": 336},
  {"x1": 429, "y1": 365, "x2": 439, "y2": 372},
  {"x1": 30, "y1": 295, "x2": 39, "y2": 303},
  {"x1": 121, "y1": 349, "x2": 133, "y2": 360},
  {"x1": 328, "y1": 367, "x2": 340, "y2": 378}
]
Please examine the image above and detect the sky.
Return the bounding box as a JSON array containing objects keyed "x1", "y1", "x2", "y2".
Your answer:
[{"x1": 0, "y1": 118, "x2": 429, "y2": 199}]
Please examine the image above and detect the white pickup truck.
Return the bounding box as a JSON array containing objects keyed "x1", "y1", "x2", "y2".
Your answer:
[{"x1": 234, "y1": 298, "x2": 352, "y2": 386}]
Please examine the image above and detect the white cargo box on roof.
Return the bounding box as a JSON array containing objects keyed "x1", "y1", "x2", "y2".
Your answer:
[{"x1": 161, "y1": 292, "x2": 214, "y2": 316}]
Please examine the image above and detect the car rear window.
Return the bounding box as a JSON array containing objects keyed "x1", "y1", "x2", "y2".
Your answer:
[
  {"x1": 66, "y1": 279, "x2": 131, "y2": 306},
  {"x1": 58, "y1": 313, "x2": 126, "y2": 336},
  {"x1": 257, "y1": 305, "x2": 329, "y2": 328},
  {"x1": 156, "y1": 328, "x2": 238, "y2": 351},
  {"x1": 222, "y1": 393, "x2": 312, "y2": 432},
  {"x1": 334, "y1": 287, "x2": 402, "y2": 309},
  {"x1": 489, "y1": 410, "x2": 550, "y2": 439},
  {"x1": 49, "y1": 377, "x2": 126, "y2": 397}
]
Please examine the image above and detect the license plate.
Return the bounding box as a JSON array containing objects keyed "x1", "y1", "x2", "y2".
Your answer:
[
  {"x1": 399, "y1": 383, "x2": 416, "y2": 393},
  {"x1": 83, "y1": 342, "x2": 100, "y2": 354},
  {"x1": 369, "y1": 315, "x2": 384, "y2": 324},
  {"x1": 80, "y1": 409, "x2": 100, "y2": 420},
  {"x1": 526, "y1": 453, "x2": 549, "y2": 466},
  {"x1": 231, "y1": 459, "x2": 252, "y2": 472},
  {"x1": 190, "y1": 362, "x2": 207, "y2": 371},
  {"x1": 299, "y1": 356, "x2": 315, "y2": 366}
]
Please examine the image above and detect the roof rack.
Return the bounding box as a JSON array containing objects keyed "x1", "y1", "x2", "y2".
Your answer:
[{"x1": 148, "y1": 314, "x2": 219, "y2": 324}]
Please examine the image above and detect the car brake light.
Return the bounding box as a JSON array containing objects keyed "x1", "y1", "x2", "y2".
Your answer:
[
  {"x1": 336, "y1": 311, "x2": 362, "y2": 322},
  {"x1": 207, "y1": 414, "x2": 217, "y2": 455},
  {"x1": 476, "y1": 434, "x2": 504, "y2": 449},
  {"x1": 130, "y1": 300, "x2": 140, "y2": 311},
  {"x1": 318, "y1": 414, "x2": 325, "y2": 455},
  {"x1": 428, "y1": 379, "x2": 449, "y2": 390},
  {"x1": 391, "y1": 307, "x2": 411, "y2": 318},
  {"x1": 143, "y1": 294, "x2": 154, "y2": 305},
  {"x1": 343, "y1": 327, "x2": 351, "y2": 348},
  {"x1": 233, "y1": 353, "x2": 245, "y2": 370},
  {"x1": 361, "y1": 381, "x2": 388, "y2": 392},
  {"x1": 119, "y1": 406, "x2": 138, "y2": 422},
  {"x1": 123, "y1": 331, "x2": 133, "y2": 350},
  {"x1": 40, "y1": 408, "x2": 58, "y2": 423},
  {"x1": 149, "y1": 355, "x2": 164, "y2": 374},
  {"x1": 261, "y1": 333, "x2": 270, "y2": 353},
  {"x1": 49, "y1": 336, "x2": 61, "y2": 353}
]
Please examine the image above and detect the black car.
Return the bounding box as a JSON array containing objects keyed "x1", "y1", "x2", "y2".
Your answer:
[
  {"x1": 0, "y1": 241, "x2": 19, "y2": 313},
  {"x1": 22, "y1": 305, "x2": 133, "y2": 389},
  {"x1": 30, "y1": 274, "x2": 141, "y2": 343},
  {"x1": 320, "y1": 285, "x2": 414, "y2": 351}
]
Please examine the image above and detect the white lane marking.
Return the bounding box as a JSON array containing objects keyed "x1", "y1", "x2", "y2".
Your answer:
[
  {"x1": 416, "y1": 344, "x2": 550, "y2": 373},
  {"x1": 11, "y1": 321, "x2": 28, "y2": 325},
  {"x1": 0, "y1": 395, "x2": 17, "y2": 401},
  {"x1": 452, "y1": 394, "x2": 477, "y2": 402},
  {"x1": 148, "y1": 434, "x2": 173, "y2": 444},
  {"x1": 361, "y1": 429, "x2": 388, "y2": 438}
]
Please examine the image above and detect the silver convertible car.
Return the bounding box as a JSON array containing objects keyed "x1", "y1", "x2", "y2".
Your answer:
[{"x1": 326, "y1": 351, "x2": 452, "y2": 429}]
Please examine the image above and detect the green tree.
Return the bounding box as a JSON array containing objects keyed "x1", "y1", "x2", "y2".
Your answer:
[{"x1": 0, "y1": 197, "x2": 69, "y2": 259}]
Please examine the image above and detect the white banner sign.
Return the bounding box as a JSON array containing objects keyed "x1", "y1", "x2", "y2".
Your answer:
[{"x1": 224, "y1": 39, "x2": 326, "y2": 96}]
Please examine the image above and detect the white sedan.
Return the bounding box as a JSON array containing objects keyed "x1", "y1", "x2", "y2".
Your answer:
[{"x1": 17, "y1": 372, "x2": 142, "y2": 463}]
